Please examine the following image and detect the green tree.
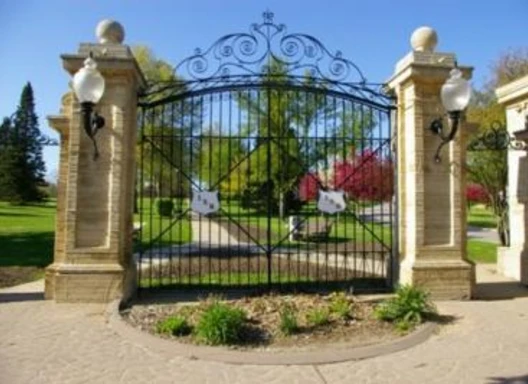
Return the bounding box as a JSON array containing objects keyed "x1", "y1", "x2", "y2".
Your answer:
[
  {"x1": 232, "y1": 59, "x2": 335, "y2": 217},
  {"x1": 0, "y1": 117, "x2": 18, "y2": 200},
  {"x1": 198, "y1": 124, "x2": 246, "y2": 194},
  {"x1": 133, "y1": 46, "x2": 174, "y2": 84},
  {"x1": 196, "y1": 59, "x2": 377, "y2": 217},
  {"x1": 133, "y1": 46, "x2": 196, "y2": 202},
  {"x1": 0, "y1": 83, "x2": 46, "y2": 204},
  {"x1": 466, "y1": 48, "x2": 528, "y2": 246}
]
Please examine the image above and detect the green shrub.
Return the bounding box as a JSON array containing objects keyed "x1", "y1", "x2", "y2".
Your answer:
[
  {"x1": 156, "y1": 199, "x2": 174, "y2": 217},
  {"x1": 195, "y1": 301, "x2": 247, "y2": 345},
  {"x1": 374, "y1": 285, "x2": 436, "y2": 326},
  {"x1": 329, "y1": 292, "x2": 352, "y2": 320},
  {"x1": 279, "y1": 305, "x2": 299, "y2": 336},
  {"x1": 306, "y1": 307, "x2": 330, "y2": 327},
  {"x1": 156, "y1": 315, "x2": 191, "y2": 336},
  {"x1": 395, "y1": 319, "x2": 413, "y2": 334}
]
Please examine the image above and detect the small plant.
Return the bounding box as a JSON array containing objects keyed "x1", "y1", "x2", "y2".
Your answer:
[
  {"x1": 156, "y1": 198, "x2": 174, "y2": 217},
  {"x1": 156, "y1": 315, "x2": 192, "y2": 336},
  {"x1": 374, "y1": 285, "x2": 437, "y2": 327},
  {"x1": 195, "y1": 301, "x2": 247, "y2": 345},
  {"x1": 395, "y1": 319, "x2": 413, "y2": 334},
  {"x1": 306, "y1": 307, "x2": 331, "y2": 327},
  {"x1": 329, "y1": 292, "x2": 353, "y2": 320},
  {"x1": 279, "y1": 304, "x2": 299, "y2": 336}
]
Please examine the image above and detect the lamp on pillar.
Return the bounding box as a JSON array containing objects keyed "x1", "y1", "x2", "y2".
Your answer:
[
  {"x1": 72, "y1": 53, "x2": 106, "y2": 160},
  {"x1": 429, "y1": 63, "x2": 472, "y2": 162}
]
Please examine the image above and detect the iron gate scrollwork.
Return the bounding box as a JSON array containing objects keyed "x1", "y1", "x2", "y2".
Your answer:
[
  {"x1": 137, "y1": 12, "x2": 396, "y2": 293},
  {"x1": 467, "y1": 121, "x2": 526, "y2": 151}
]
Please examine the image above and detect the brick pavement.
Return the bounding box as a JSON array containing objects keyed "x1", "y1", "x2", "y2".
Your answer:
[{"x1": 1, "y1": 265, "x2": 527, "y2": 384}]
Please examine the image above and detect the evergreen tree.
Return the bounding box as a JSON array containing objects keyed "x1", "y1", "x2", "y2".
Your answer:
[
  {"x1": 0, "y1": 117, "x2": 19, "y2": 201},
  {"x1": 0, "y1": 83, "x2": 46, "y2": 203}
]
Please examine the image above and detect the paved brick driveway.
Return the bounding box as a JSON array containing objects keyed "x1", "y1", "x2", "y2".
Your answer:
[{"x1": 1, "y1": 265, "x2": 527, "y2": 384}]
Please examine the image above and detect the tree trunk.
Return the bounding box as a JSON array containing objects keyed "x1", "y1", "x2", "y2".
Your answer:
[
  {"x1": 133, "y1": 188, "x2": 138, "y2": 214},
  {"x1": 492, "y1": 193, "x2": 510, "y2": 247},
  {"x1": 279, "y1": 191, "x2": 284, "y2": 221},
  {"x1": 497, "y1": 194, "x2": 510, "y2": 247}
]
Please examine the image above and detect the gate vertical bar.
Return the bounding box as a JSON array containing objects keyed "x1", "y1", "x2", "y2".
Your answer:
[
  {"x1": 198, "y1": 96, "x2": 205, "y2": 286},
  {"x1": 266, "y1": 85, "x2": 273, "y2": 289},
  {"x1": 158, "y1": 104, "x2": 165, "y2": 285},
  {"x1": 148, "y1": 107, "x2": 155, "y2": 288},
  {"x1": 138, "y1": 106, "x2": 146, "y2": 294},
  {"x1": 169, "y1": 101, "x2": 175, "y2": 286},
  {"x1": 390, "y1": 107, "x2": 399, "y2": 288},
  {"x1": 179, "y1": 99, "x2": 185, "y2": 286}
]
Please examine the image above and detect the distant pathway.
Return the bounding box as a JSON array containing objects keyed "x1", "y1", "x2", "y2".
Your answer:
[
  {"x1": 191, "y1": 217, "x2": 240, "y2": 246},
  {"x1": 468, "y1": 226, "x2": 500, "y2": 243}
]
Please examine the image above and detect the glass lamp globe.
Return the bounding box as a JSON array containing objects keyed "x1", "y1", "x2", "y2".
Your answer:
[
  {"x1": 72, "y1": 57, "x2": 105, "y2": 104},
  {"x1": 440, "y1": 67, "x2": 471, "y2": 112}
]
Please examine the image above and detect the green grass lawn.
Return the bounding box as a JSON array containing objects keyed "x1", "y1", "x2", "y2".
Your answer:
[
  {"x1": 221, "y1": 199, "x2": 392, "y2": 245},
  {"x1": 466, "y1": 205, "x2": 498, "y2": 264},
  {"x1": 0, "y1": 200, "x2": 56, "y2": 267},
  {"x1": 468, "y1": 204, "x2": 497, "y2": 229},
  {"x1": 0, "y1": 200, "x2": 56, "y2": 287},
  {"x1": 0, "y1": 198, "x2": 194, "y2": 266},
  {"x1": 134, "y1": 198, "x2": 192, "y2": 248},
  {"x1": 467, "y1": 239, "x2": 497, "y2": 264}
]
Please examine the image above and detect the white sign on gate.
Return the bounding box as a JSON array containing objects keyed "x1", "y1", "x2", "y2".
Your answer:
[
  {"x1": 191, "y1": 191, "x2": 220, "y2": 215},
  {"x1": 317, "y1": 190, "x2": 346, "y2": 214}
]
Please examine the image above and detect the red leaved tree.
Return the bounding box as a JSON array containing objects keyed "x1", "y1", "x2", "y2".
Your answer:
[
  {"x1": 332, "y1": 150, "x2": 394, "y2": 202},
  {"x1": 466, "y1": 183, "x2": 489, "y2": 207},
  {"x1": 298, "y1": 173, "x2": 320, "y2": 201}
]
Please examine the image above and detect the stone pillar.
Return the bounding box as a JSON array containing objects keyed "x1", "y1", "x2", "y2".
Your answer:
[
  {"x1": 45, "y1": 20, "x2": 146, "y2": 302},
  {"x1": 496, "y1": 75, "x2": 528, "y2": 284},
  {"x1": 386, "y1": 27, "x2": 475, "y2": 299}
]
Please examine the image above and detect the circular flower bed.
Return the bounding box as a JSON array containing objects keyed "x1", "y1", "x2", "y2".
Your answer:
[{"x1": 122, "y1": 287, "x2": 436, "y2": 351}]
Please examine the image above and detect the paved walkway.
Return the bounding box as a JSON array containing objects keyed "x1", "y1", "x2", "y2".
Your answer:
[
  {"x1": 191, "y1": 218, "x2": 240, "y2": 246},
  {"x1": 1, "y1": 265, "x2": 528, "y2": 384},
  {"x1": 468, "y1": 226, "x2": 500, "y2": 243}
]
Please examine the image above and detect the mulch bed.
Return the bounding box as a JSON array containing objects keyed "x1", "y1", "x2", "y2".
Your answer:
[
  {"x1": 0, "y1": 267, "x2": 43, "y2": 288},
  {"x1": 123, "y1": 293, "x2": 402, "y2": 351}
]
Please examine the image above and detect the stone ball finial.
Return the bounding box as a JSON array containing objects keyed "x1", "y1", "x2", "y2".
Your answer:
[
  {"x1": 96, "y1": 19, "x2": 125, "y2": 44},
  {"x1": 410, "y1": 26, "x2": 438, "y2": 52}
]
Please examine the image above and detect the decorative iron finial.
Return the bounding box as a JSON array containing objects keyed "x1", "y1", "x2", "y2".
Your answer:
[{"x1": 263, "y1": 9, "x2": 274, "y2": 24}]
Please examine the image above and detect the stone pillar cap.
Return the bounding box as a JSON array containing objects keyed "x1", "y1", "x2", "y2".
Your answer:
[
  {"x1": 411, "y1": 26, "x2": 438, "y2": 53},
  {"x1": 96, "y1": 19, "x2": 125, "y2": 44}
]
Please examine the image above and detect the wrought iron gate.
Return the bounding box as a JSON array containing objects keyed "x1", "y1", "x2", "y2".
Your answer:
[{"x1": 137, "y1": 12, "x2": 396, "y2": 293}]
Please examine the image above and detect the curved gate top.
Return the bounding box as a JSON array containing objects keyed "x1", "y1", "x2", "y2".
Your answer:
[
  {"x1": 137, "y1": 12, "x2": 396, "y2": 294},
  {"x1": 141, "y1": 11, "x2": 393, "y2": 109}
]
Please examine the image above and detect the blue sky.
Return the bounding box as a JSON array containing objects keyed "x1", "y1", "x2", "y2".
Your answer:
[{"x1": 1, "y1": 0, "x2": 526, "y2": 180}]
